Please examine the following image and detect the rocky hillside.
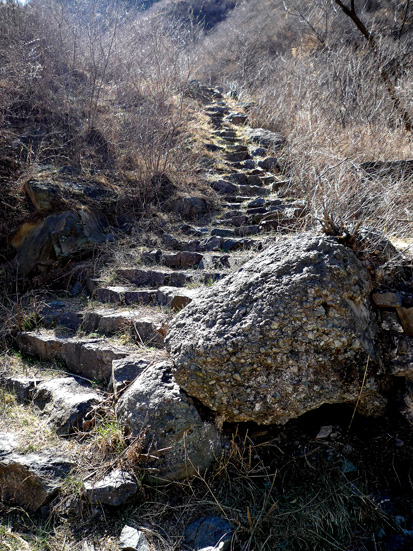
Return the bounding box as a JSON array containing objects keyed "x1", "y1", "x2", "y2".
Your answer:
[
  {"x1": 2, "y1": 82, "x2": 413, "y2": 551},
  {"x1": 1, "y1": 1, "x2": 413, "y2": 550}
]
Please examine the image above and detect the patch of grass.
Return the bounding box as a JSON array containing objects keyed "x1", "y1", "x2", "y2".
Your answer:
[{"x1": 92, "y1": 418, "x2": 127, "y2": 457}]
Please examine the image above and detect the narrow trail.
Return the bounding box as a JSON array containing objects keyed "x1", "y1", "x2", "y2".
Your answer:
[{"x1": 2, "y1": 84, "x2": 308, "y2": 479}]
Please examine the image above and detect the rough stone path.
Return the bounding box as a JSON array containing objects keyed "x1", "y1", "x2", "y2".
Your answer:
[
  {"x1": 1, "y1": 84, "x2": 309, "y2": 510},
  {"x1": 13, "y1": 84, "x2": 308, "y2": 391}
]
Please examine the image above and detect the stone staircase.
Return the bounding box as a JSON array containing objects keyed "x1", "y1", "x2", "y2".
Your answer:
[
  {"x1": 1, "y1": 85, "x2": 309, "y2": 509},
  {"x1": 11, "y1": 85, "x2": 308, "y2": 427}
]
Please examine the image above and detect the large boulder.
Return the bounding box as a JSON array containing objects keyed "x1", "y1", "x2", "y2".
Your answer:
[
  {"x1": 166, "y1": 235, "x2": 385, "y2": 425},
  {"x1": 116, "y1": 361, "x2": 221, "y2": 481}
]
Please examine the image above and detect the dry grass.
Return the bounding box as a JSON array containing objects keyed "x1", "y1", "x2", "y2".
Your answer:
[
  {"x1": 0, "y1": 388, "x2": 82, "y2": 458},
  {"x1": 1, "y1": 376, "x2": 412, "y2": 551},
  {"x1": 193, "y1": 0, "x2": 413, "y2": 254},
  {"x1": 0, "y1": 0, "x2": 209, "y2": 246},
  {"x1": 1, "y1": 2, "x2": 413, "y2": 550}
]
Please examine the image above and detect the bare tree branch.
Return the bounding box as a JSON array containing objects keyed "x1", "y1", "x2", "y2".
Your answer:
[{"x1": 333, "y1": 0, "x2": 412, "y2": 133}]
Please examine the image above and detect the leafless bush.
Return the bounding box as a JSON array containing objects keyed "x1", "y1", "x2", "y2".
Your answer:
[
  {"x1": 246, "y1": 45, "x2": 412, "y2": 243},
  {"x1": 0, "y1": 0, "x2": 203, "y2": 196}
]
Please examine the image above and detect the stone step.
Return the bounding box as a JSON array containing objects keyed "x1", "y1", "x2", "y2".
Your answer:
[
  {"x1": 248, "y1": 167, "x2": 266, "y2": 176},
  {"x1": 218, "y1": 136, "x2": 239, "y2": 143},
  {"x1": 249, "y1": 213, "x2": 266, "y2": 224},
  {"x1": 228, "y1": 161, "x2": 255, "y2": 171},
  {"x1": 219, "y1": 209, "x2": 244, "y2": 219},
  {"x1": 40, "y1": 301, "x2": 84, "y2": 332},
  {"x1": 245, "y1": 174, "x2": 265, "y2": 187},
  {"x1": 211, "y1": 228, "x2": 236, "y2": 238},
  {"x1": 40, "y1": 297, "x2": 167, "y2": 346},
  {"x1": 234, "y1": 225, "x2": 261, "y2": 237},
  {"x1": 211, "y1": 180, "x2": 238, "y2": 195},
  {"x1": 217, "y1": 184, "x2": 271, "y2": 200},
  {"x1": 210, "y1": 120, "x2": 223, "y2": 129},
  {"x1": 17, "y1": 331, "x2": 130, "y2": 380},
  {"x1": 228, "y1": 144, "x2": 249, "y2": 152},
  {"x1": 225, "y1": 113, "x2": 248, "y2": 125},
  {"x1": 247, "y1": 197, "x2": 266, "y2": 208},
  {"x1": 162, "y1": 234, "x2": 231, "y2": 254},
  {"x1": 221, "y1": 202, "x2": 244, "y2": 209},
  {"x1": 224, "y1": 151, "x2": 250, "y2": 163},
  {"x1": 258, "y1": 157, "x2": 280, "y2": 171},
  {"x1": 110, "y1": 356, "x2": 148, "y2": 392},
  {"x1": 216, "y1": 214, "x2": 250, "y2": 228},
  {"x1": 237, "y1": 184, "x2": 271, "y2": 197},
  {"x1": 95, "y1": 283, "x2": 201, "y2": 312},
  {"x1": 214, "y1": 223, "x2": 262, "y2": 237},
  {"x1": 246, "y1": 207, "x2": 268, "y2": 215},
  {"x1": 196, "y1": 236, "x2": 224, "y2": 252},
  {"x1": 205, "y1": 112, "x2": 225, "y2": 120},
  {"x1": 261, "y1": 174, "x2": 276, "y2": 185},
  {"x1": 221, "y1": 238, "x2": 261, "y2": 252},
  {"x1": 224, "y1": 195, "x2": 251, "y2": 204},
  {"x1": 179, "y1": 224, "x2": 209, "y2": 237},
  {"x1": 33, "y1": 377, "x2": 102, "y2": 435},
  {"x1": 216, "y1": 217, "x2": 249, "y2": 228},
  {"x1": 251, "y1": 146, "x2": 267, "y2": 157},
  {"x1": 96, "y1": 286, "x2": 157, "y2": 305},
  {"x1": 117, "y1": 268, "x2": 190, "y2": 288},
  {"x1": 215, "y1": 130, "x2": 237, "y2": 138},
  {"x1": 204, "y1": 105, "x2": 229, "y2": 115},
  {"x1": 204, "y1": 143, "x2": 223, "y2": 152},
  {"x1": 227, "y1": 173, "x2": 248, "y2": 185},
  {"x1": 82, "y1": 308, "x2": 166, "y2": 348},
  {"x1": 142, "y1": 250, "x2": 203, "y2": 269},
  {"x1": 266, "y1": 198, "x2": 284, "y2": 207}
]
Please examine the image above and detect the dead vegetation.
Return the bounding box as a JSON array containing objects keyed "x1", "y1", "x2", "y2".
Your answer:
[
  {"x1": 0, "y1": 0, "x2": 210, "y2": 262},
  {"x1": 194, "y1": 0, "x2": 413, "y2": 249}
]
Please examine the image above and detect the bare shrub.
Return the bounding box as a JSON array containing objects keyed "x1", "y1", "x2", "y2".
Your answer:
[
  {"x1": 245, "y1": 46, "x2": 412, "y2": 245},
  {"x1": 0, "y1": 0, "x2": 207, "y2": 224}
]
